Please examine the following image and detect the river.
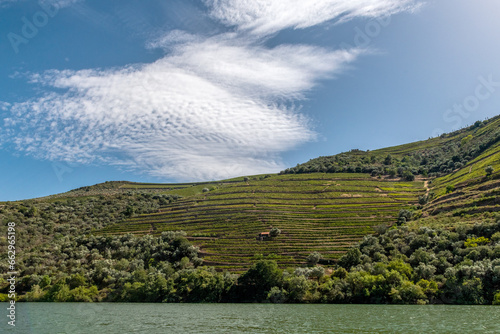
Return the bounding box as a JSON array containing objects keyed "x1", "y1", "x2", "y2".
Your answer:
[{"x1": 2, "y1": 303, "x2": 499, "y2": 333}]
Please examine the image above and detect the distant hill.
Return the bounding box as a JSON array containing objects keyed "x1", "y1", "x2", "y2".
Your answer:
[{"x1": 282, "y1": 115, "x2": 500, "y2": 182}]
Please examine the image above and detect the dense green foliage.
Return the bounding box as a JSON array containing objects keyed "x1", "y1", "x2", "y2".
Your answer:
[
  {"x1": 331, "y1": 219, "x2": 500, "y2": 304},
  {"x1": 0, "y1": 232, "x2": 211, "y2": 302},
  {"x1": 0, "y1": 192, "x2": 179, "y2": 254},
  {"x1": 281, "y1": 117, "x2": 500, "y2": 179},
  {"x1": 4, "y1": 219, "x2": 499, "y2": 304}
]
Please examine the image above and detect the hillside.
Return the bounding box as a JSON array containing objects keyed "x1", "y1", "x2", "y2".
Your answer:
[
  {"x1": 283, "y1": 115, "x2": 500, "y2": 181},
  {"x1": 0, "y1": 115, "x2": 498, "y2": 278},
  {"x1": 99, "y1": 173, "x2": 425, "y2": 271}
]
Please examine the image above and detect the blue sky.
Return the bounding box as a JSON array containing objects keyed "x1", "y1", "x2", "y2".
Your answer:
[{"x1": 1, "y1": 0, "x2": 500, "y2": 201}]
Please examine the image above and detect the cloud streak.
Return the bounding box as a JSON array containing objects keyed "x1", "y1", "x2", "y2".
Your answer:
[{"x1": 205, "y1": 0, "x2": 422, "y2": 36}]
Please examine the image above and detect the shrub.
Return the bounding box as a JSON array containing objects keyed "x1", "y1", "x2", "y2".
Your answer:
[
  {"x1": 418, "y1": 194, "x2": 429, "y2": 205},
  {"x1": 491, "y1": 232, "x2": 500, "y2": 243},
  {"x1": 485, "y1": 166, "x2": 494, "y2": 176},
  {"x1": 461, "y1": 135, "x2": 473, "y2": 146},
  {"x1": 493, "y1": 291, "x2": 500, "y2": 305},
  {"x1": 464, "y1": 237, "x2": 490, "y2": 248},
  {"x1": 269, "y1": 227, "x2": 281, "y2": 238}
]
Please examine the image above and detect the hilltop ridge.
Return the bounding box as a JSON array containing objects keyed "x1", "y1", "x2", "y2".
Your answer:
[{"x1": 282, "y1": 115, "x2": 500, "y2": 182}]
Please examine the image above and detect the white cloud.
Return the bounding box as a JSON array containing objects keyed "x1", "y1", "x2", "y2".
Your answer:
[
  {"x1": 166, "y1": 37, "x2": 362, "y2": 100},
  {"x1": 3, "y1": 38, "x2": 360, "y2": 180},
  {"x1": 205, "y1": 0, "x2": 422, "y2": 36},
  {"x1": 2, "y1": 0, "x2": 422, "y2": 181},
  {"x1": 0, "y1": 102, "x2": 11, "y2": 111},
  {"x1": 146, "y1": 30, "x2": 199, "y2": 50}
]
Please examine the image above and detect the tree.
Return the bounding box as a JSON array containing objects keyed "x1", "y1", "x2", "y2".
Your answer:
[
  {"x1": 309, "y1": 266, "x2": 325, "y2": 281},
  {"x1": 338, "y1": 248, "x2": 361, "y2": 269},
  {"x1": 267, "y1": 286, "x2": 287, "y2": 303},
  {"x1": 306, "y1": 252, "x2": 322, "y2": 266},
  {"x1": 332, "y1": 267, "x2": 348, "y2": 279},
  {"x1": 388, "y1": 169, "x2": 397, "y2": 177},
  {"x1": 269, "y1": 227, "x2": 281, "y2": 238},
  {"x1": 397, "y1": 209, "x2": 413, "y2": 225},
  {"x1": 402, "y1": 170, "x2": 415, "y2": 181},
  {"x1": 172, "y1": 268, "x2": 229, "y2": 302},
  {"x1": 123, "y1": 205, "x2": 135, "y2": 217},
  {"x1": 459, "y1": 278, "x2": 484, "y2": 304},
  {"x1": 445, "y1": 185, "x2": 455, "y2": 194},
  {"x1": 237, "y1": 260, "x2": 283, "y2": 301},
  {"x1": 285, "y1": 276, "x2": 309, "y2": 302},
  {"x1": 491, "y1": 232, "x2": 500, "y2": 243},
  {"x1": 389, "y1": 281, "x2": 426, "y2": 304},
  {"x1": 384, "y1": 154, "x2": 393, "y2": 165},
  {"x1": 485, "y1": 166, "x2": 494, "y2": 176}
]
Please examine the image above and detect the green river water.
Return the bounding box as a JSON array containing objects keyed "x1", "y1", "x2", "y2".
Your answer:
[{"x1": 2, "y1": 303, "x2": 499, "y2": 333}]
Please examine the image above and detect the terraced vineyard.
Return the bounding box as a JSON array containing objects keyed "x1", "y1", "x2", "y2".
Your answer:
[
  {"x1": 418, "y1": 146, "x2": 500, "y2": 224},
  {"x1": 100, "y1": 173, "x2": 425, "y2": 271}
]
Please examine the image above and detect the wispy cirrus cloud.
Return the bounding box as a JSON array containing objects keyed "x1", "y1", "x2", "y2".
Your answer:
[
  {"x1": 205, "y1": 0, "x2": 422, "y2": 36},
  {"x1": 3, "y1": 38, "x2": 358, "y2": 180},
  {"x1": 1, "y1": 0, "x2": 422, "y2": 181}
]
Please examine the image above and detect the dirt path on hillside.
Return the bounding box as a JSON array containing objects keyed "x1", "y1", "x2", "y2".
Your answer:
[{"x1": 424, "y1": 180, "x2": 429, "y2": 195}]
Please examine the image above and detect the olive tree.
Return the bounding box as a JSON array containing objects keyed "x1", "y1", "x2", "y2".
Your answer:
[
  {"x1": 306, "y1": 252, "x2": 322, "y2": 266},
  {"x1": 269, "y1": 227, "x2": 281, "y2": 238}
]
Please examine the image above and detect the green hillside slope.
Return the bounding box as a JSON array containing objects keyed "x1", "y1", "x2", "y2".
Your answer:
[
  {"x1": 0, "y1": 115, "x2": 498, "y2": 276},
  {"x1": 99, "y1": 173, "x2": 425, "y2": 271},
  {"x1": 282, "y1": 115, "x2": 500, "y2": 181}
]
